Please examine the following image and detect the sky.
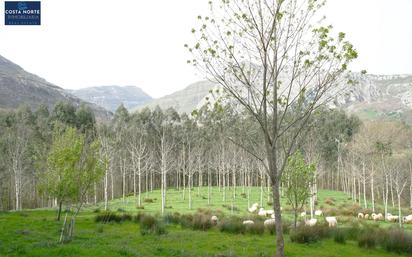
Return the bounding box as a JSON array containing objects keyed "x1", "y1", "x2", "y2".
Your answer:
[{"x1": 0, "y1": 0, "x2": 411, "y2": 98}]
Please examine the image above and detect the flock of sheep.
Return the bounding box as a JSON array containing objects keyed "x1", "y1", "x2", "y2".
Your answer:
[
  {"x1": 208, "y1": 203, "x2": 412, "y2": 229},
  {"x1": 357, "y1": 212, "x2": 412, "y2": 224}
]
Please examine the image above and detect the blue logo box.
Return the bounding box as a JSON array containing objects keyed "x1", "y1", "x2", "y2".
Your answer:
[{"x1": 5, "y1": 1, "x2": 41, "y2": 25}]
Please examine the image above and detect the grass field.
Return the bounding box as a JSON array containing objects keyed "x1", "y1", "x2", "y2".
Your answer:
[{"x1": 1, "y1": 187, "x2": 411, "y2": 257}]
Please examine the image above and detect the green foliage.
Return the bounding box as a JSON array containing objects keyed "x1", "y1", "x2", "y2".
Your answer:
[
  {"x1": 218, "y1": 217, "x2": 245, "y2": 234},
  {"x1": 139, "y1": 214, "x2": 167, "y2": 236},
  {"x1": 40, "y1": 127, "x2": 104, "y2": 209},
  {"x1": 283, "y1": 151, "x2": 315, "y2": 227},
  {"x1": 382, "y1": 229, "x2": 412, "y2": 254},
  {"x1": 290, "y1": 224, "x2": 331, "y2": 244}
]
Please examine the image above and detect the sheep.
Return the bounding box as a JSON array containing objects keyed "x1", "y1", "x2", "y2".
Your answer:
[
  {"x1": 271, "y1": 213, "x2": 275, "y2": 219},
  {"x1": 403, "y1": 214, "x2": 412, "y2": 224},
  {"x1": 264, "y1": 218, "x2": 276, "y2": 228},
  {"x1": 371, "y1": 213, "x2": 376, "y2": 220},
  {"x1": 211, "y1": 216, "x2": 219, "y2": 225},
  {"x1": 325, "y1": 216, "x2": 337, "y2": 227},
  {"x1": 357, "y1": 213, "x2": 364, "y2": 219},
  {"x1": 364, "y1": 214, "x2": 369, "y2": 220},
  {"x1": 248, "y1": 203, "x2": 259, "y2": 213},
  {"x1": 314, "y1": 210, "x2": 323, "y2": 216},
  {"x1": 258, "y1": 208, "x2": 267, "y2": 217},
  {"x1": 386, "y1": 214, "x2": 399, "y2": 222},
  {"x1": 373, "y1": 213, "x2": 384, "y2": 221},
  {"x1": 243, "y1": 220, "x2": 255, "y2": 226},
  {"x1": 300, "y1": 211, "x2": 307, "y2": 217},
  {"x1": 266, "y1": 210, "x2": 275, "y2": 216},
  {"x1": 305, "y1": 218, "x2": 317, "y2": 227}
]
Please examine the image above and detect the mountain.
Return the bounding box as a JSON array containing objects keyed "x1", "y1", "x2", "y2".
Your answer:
[
  {"x1": 330, "y1": 74, "x2": 412, "y2": 123},
  {"x1": 134, "y1": 74, "x2": 412, "y2": 124},
  {"x1": 134, "y1": 81, "x2": 215, "y2": 114},
  {"x1": 0, "y1": 55, "x2": 111, "y2": 119},
  {"x1": 70, "y1": 86, "x2": 152, "y2": 112}
]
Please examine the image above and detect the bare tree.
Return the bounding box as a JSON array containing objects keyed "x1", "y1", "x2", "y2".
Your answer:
[{"x1": 188, "y1": 1, "x2": 358, "y2": 255}]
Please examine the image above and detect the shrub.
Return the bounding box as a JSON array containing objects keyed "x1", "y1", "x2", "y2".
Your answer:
[
  {"x1": 333, "y1": 229, "x2": 346, "y2": 244},
  {"x1": 357, "y1": 227, "x2": 382, "y2": 249},
  {"x1": 165, "y1": 206, "x2": 173, "y2": 209},
  {"x1": 341, "y1": 203, "x2": 361, "y2": 216},
  {"x1": 324, "y1": 197, "x2": 335, "y2": 206},
  {"x1": 179, "y1": 214, "x2": 194, "y2": 228},
  {"x1": 192, "y1": 213, "x2": 212, "y2": 231},
  {"x1": 219, "y1": 217, "x2": 245, "y2": 234},
  {"x1": 164, "y1": 212, "x2": 181, "y2": 225},
  {"x1": 267, "y1": 202, "x2": 273, "y2": 206},
  {"x1": 383, "y1": 229, "x2": 412, "y2": 254},
  {"x1": 240, "y1": 193, "x2": 247, "y2": 198},
  {"x1": 120, "y1": 213, "x2": 132, "y2": 222},
  {"x1": 245, "y1": 222, "x2": 264, "y2": 235},
  {"x1": 144, "y1": 198, "x2": 154, "y2": 203},
  {"x1": 95, "y1": 212, "x2": 121, "y2": 223},
  {"x1": 140, "y1": 215, "x2": 167, "y2": 235},
  {"x1": 136, "y1": 206, "x2": 145, "y2": 210},
  {"x1": 93, "y1": 208, "x2": 101, "y2": 213},
  {"x1": 117, "y1": 208, "x2": 126, "y2": 213},
  {"x1": 290, "y1": 224, "x2": 330, "y2": 244},
  {"x1": 324, "y1": 208, "x2": 338, "y2": 216}
]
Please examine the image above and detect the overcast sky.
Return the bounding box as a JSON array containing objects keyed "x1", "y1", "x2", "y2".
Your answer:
[{"x1": 0, "y1": 0, "x2": 411, "y2": 98}]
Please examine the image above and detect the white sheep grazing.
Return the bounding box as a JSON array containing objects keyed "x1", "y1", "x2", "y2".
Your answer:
[
  {"x1": 305, "y1": 218, "x2": 317, "y2": 227},
  {"x1": 315, "y1": 210, "x2": 323, "y2": 216},
  {"x1": 248, "y1": 203, "x2": 259, "y2": 213},
  {"x1": 300, "y1": 211, "x2": 307, "y2": 217},
  {"x1": 325, "y1": 216, "x2": 337, "y2": 227},
  {"x1": 387, "y1": 214, "x2": 399, "y2": 222},
  {"x1": 258, "y1": 208, "x2": 267, "y2": 217},
  {"x1": 357, "y1": 213, "x2": 364, "y2": 219},
  {"x1": 243, "y1": 220, "x2": 255, "y2": 225},
  {"x1": 403, "y1": 215, "x2": 412, "y2": 224},
  {"x1": 211, "y1": 216, "x2": 218, "y2": 225},
  {"x1": 364, "y1": 214, "x2": 369, "y2": 220},
  {"x1": 374, "y1": 213, "x2": 384, "y2": 221},
  {"x1": 266, "y1": 210, "x2": 275, "y2": 216},
  {"x1": 371, "y1": 213, "x2": 376, "y2": 220},
  {"x1": 271, "y1": 213, "x2": 275, "y2": 219},
  {"x1": 264, "y1": 218, "x2": 276, "y2": 228}
]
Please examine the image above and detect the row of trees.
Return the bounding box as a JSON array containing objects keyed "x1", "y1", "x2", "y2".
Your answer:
[{"x1": 0, "y1": 101, "x2": 360, "y2": 212}]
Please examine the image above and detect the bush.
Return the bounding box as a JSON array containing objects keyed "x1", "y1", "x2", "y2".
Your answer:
[
  {"x1": 240, "y1": 193, "x2": 247, "y2": 198},
  {"x1": 93, "y1": 208, "x2": 101, "y2": 213},
  {"x1": 164, "y1": 212, "x2": 181, "y2": 225},
  {"x1": 245, "y1": 222, "x2": 264, "y2": 235},
  {"x1": 192, "y1": 213, "x2": 212, "y2": 231},
  {"x1": 144, "y1": 198, "x2": 154, "y2": 203},
  {"x1": 117, "y1": 208, "x2": 126, "y2": 213},
  {"x1": 136, "y1": 206, "x2": 145, "y2": 210},
  {"x1": 179, "y1": 214, "x2": 194, "y2": 228},
  {"x1": 140, "y1": 215, "x2": 167, "y2": 235},
  {"x1": 324, "y1": 197, "x2": 335, "y2": 206},
  {"x1": 341, "y1": 203, "x2": 361, "y2": 216},
  {"x1": 219, "y1": 217, "x2": 245, "y2": 234},
  {"x1": 383, "y1": 229, "x2": 412, "y2": 254},
  {"x1": 290, "y1": 224, "x2": 330, "y2": 244},
  {"x1": 357, "y1": 227, "x2": 382, "y2": 249},
  {"x1": 333, "y1": 229, "x2": 346, "y2": 244},
  {"x1": 95, "y1": 212, "x2": 121, "y2": 223}
]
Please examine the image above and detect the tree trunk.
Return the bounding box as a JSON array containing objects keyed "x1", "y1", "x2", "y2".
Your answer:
[
  {"x1": 57, "y1": 200, "x2": 63, "y2": 221},
  {"x1": 272, "y1": 181, "x2": 284, "y2": 257}
]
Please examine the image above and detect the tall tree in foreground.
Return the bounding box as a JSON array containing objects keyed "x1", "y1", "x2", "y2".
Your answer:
[{"x1": 188, "y1": 1, "x2": 358, "y2": 255}]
